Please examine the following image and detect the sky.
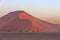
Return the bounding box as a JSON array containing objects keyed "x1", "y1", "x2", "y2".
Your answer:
[{"x1": 0, "y1": 0, "x2": 60, "y2": 24}]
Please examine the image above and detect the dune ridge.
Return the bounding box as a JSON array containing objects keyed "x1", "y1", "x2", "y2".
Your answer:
[{"x1": 0, "y1": 11, "x2": 60, "y2": 32}]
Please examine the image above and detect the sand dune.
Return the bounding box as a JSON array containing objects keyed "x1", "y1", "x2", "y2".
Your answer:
[{"x1": 0, "y1": 11, "x2": 60, "y2": 32}]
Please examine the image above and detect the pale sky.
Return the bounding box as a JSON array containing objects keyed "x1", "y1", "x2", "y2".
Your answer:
[{"x1": 0, "y1": 0, "x2": 60, "y2": 24}]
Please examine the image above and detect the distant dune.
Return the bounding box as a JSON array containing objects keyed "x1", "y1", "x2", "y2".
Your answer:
[{"x1": 0, "y1": 11, "x2": 60, "y2": 32}]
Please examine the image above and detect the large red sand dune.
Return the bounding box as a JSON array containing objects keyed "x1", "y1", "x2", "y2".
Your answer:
[{"x1": 0, "y1": 11, "x2": 60, "y2": 32}]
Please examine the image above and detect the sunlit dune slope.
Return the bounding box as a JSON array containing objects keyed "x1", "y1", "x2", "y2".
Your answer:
[{"x1": 0, "y1": 11, "x2": 60, "y2": 32}]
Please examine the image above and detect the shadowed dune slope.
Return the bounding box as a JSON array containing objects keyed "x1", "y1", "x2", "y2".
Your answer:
[{"x1": 0, "y1": 11, "x2": 60, "y2": 32}]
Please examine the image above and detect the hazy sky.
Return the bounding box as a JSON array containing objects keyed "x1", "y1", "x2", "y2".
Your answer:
[{"x1": 0, "y1": 0, "x2": 60, "y2": 24}]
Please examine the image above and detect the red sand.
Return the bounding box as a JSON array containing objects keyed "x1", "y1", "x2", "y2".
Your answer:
[{"x1": 0, "y1": 11, "x2": 60, "y2": 32}]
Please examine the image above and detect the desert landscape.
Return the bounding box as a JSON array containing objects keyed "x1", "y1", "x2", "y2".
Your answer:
[{"x1": 0, "y1": 0, "x2": 60, "y2": 40}]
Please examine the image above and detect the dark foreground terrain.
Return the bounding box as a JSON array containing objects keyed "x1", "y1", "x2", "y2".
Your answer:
[{"x1": 0, "y1": 32, "x2": 60, "y2": 40}]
